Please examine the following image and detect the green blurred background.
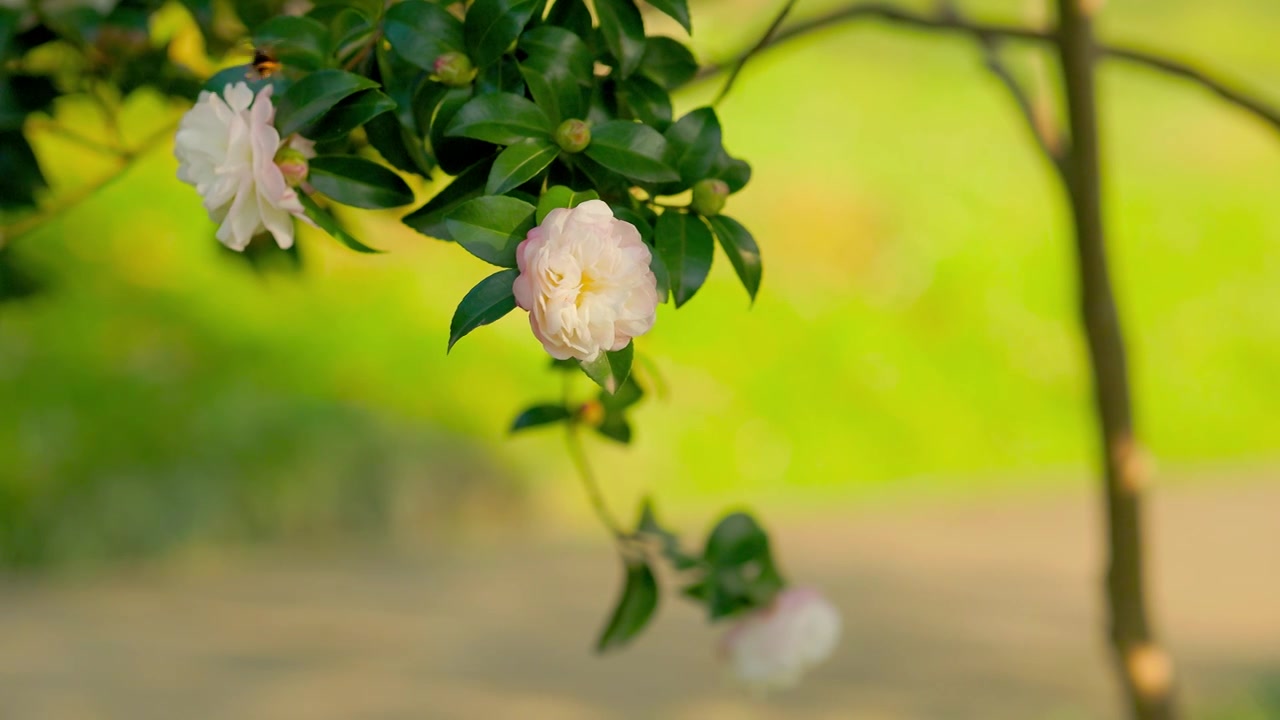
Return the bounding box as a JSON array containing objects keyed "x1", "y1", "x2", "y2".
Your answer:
[
  {"x1": 3, "y1": 0, "x2": 1278, "y2": 567},
  {"x1": 2, "y1": 0, "x2": 1279, "y2": 716}
]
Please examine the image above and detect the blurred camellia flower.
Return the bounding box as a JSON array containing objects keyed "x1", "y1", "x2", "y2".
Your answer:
[
  {"x1": 513, "y1": 200, "x2": 659, "y2": 361},
  {"x1": 174, "y1": 82, "x2": 314, "y2": 251},
  {"x1": 722, "y1": 587, "x2": 841, "y2": 691}
]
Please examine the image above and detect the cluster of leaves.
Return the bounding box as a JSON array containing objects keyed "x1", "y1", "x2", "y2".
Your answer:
[
  {"x1": 598, "y1": 502, "x2": 786, "y2": 652},
  {"x1": 1, "y1": 0, "x2": 207, "y2": 211}
]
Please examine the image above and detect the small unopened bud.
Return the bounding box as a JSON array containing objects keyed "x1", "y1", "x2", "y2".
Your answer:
[
  {"x1": 555, "y1": 119, "x2": 591, "y2": 153},
  {"x1": 275, "y1": 147, "x2": 309, "y2": 187},
  {"x1": 690, "y1": 178, "x2": 730, "y2": 216},
  {"x1": 578, "y1": 400, "x2": 605, "y2": 427},
  {"x1": 433, "y1": 51, "x2": 476, "y2": 88}
]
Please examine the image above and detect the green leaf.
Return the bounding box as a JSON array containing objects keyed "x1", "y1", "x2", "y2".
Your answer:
[
  {"x1": 519, "y1": 25, "x2": 593, "y2": 86},
  {"x1": 639, "y1": 37, "x2": 697, "y2": 90},
  {"x1": 252, "y1": 15, "x2": 331, "y2": 70},
  {"x1": 579, "y1": 342, "x2": 633, "y2": 395},
  {"x1": 203, "y1": 64, "x2": 284, "y2": 96},
  {"x1": 600, "y1": 375, "x2": 644, "y2": 410},
  {"x1": 644, "y1": 0, "x2": 691, "y2": 32},
  {"x1": 707, "y1": 215, "x2": 761, "y2": 302},
  {"x1": 595, "y1": 413, "x2": 632, "y2": 443},
  {"x1": 510, "y1": 404, "x2": 573, "y2": 432},
  {"x1": 401, "y1": 159, "x2": 494, "y2": 240},
  {"x1": 654, "y1": 211, "x2": 713, "y2": 307},
  {"x1": 364, "y1": 109, "x2": 434, "y2": 177},
  {"x1": 713, "y1": 155, "x2": 752, "y2": 193},
  {"x1": 536, "y1": 185, "x2": 598, "y2": 223},
  {"x1": 583, "y1": 121, "x2": 679, "y2": 184},
  {"x1": 298, "y1": 193, "x2": 382, "y2": 253},
  {"x1": 0, "y1": 75, "x2": 58, "y2": 130},
  {"x1": 428, "y1": 86, "x2": 495, "y2": 174},
  {"x1": 618, "y1": 75, "x2": 672, "y2": 130},
  {"x1": 383, "y1": 0, "x2": 465, "y2": 71},
  {"x1": 445, "y1": 92, "x2": 552, "y2": 145},
  {"x1": 445, "y1": 196, "x2": 536, "y2": 266},
  {"x1": 465, "y1": 0, "x2": 541, "y2": 68},
  {"x1": 275, "y1": 69, "x2": 378, "y2": 137},
  {"x1": 307, "y1": 155, "x2": 415, "y2": 209},
  {"x1": 664, "y1": 108, "x2": 722, "y2": 188},
  {"x1": 595, "y1": 0, "x2": 645, "y2": 78},
  {"x1": 304, "y1": 89, "x2": 396, "y2": 142},
  {"x1": 596, "y1": 556, "x2": 659, "y2": 653},
  {"x1": 476, "y1": 55, "x2": 527, "y2": 96},
  {"x1": 450, "y1": 268, "x2": 519, "y2": 350},
  {"x1": 704, "y1": 512, "x2": 768, "y2": 568},
  {"x1": 486, "y1": 138, "x2": 560, "y2": 195},
  {"x1": 518, "y1": 65, "x2": 570, "y2": 126}
]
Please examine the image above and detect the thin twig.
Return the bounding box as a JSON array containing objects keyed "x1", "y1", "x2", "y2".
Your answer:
[
  {"x1": 976, "y1": 38, "x2": 1068, "y2": 176},
  {"x1": 561, "y1": 372, "x2": 626, "y2": 539},
  {"x1": 714, "y1": 0, "x2": 797, "y2": 105},
  {"x1": 0, "y1": 116, "x2": 182, "y2": 248},
  {"x1": 694, "y1": 2, "x2": 1280, "y2": 136},
  {"x1": 565, "y1": 424, "x2": 626, "y2": 539}
]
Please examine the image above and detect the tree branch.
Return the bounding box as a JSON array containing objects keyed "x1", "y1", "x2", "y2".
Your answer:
[
  {"x1": 713, "y1": 0, "x2": 797, "y2": 106},
  {"x1": 695, "y1": 2, "x2": 1280, "y2": 137}
]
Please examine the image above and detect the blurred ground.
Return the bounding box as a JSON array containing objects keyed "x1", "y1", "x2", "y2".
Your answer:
[{"x1": 2, "y1": 468, "x2": 1277, "y2": 720}]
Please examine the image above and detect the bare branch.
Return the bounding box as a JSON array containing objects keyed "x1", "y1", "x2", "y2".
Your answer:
[
  {"x1": 713, "y1": 0, "x2": 798, "y2": 106},
  {"x1": 977, "y1": 37, "x2": 1068, "y2": 177},
  {"x1": 694, "y1": 2, "x2": 1280, "y2": 137}
]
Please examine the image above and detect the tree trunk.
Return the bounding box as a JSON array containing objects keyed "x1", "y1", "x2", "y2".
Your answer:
[{"x1": 1052, "y1": 1, "x2": 1178, "y2": 718}]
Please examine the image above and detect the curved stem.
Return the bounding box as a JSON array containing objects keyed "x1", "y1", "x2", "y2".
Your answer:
[
  {"x1": 565, "y1": 422, "x2": 626, "y2": 539},
  {"x1": 695, "y1": 2, "x2": 1280, "y2": 136}
]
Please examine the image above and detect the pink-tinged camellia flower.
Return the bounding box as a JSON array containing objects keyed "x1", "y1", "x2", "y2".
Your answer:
[
  {"x1": 722, "y1": 587, "x2": 841, "y2": 691},
  {"x1": 174, "y1": 82, "x2": 314, "y2": 251},
  {"x1": 512, "y1": 200, "x2": 659, "y2": 361}
]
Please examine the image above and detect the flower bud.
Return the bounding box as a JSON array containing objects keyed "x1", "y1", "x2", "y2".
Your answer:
[
  {"x1": 555, "y1": 119, "x2": 591, "y2": 154},
  {"x1": 274, "y1": 147, "x2": 310, "y2": 187},
  {"x1": 433, "y1": 51, "x2": 476, "y2": 88},
  {"x1": 690, "y1": 178, "x2": 730, "y2": 216}
]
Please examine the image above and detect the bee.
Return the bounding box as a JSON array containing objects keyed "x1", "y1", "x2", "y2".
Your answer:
[{"x1": 246, "y1": 47, "x2": 283, "y2": 81}]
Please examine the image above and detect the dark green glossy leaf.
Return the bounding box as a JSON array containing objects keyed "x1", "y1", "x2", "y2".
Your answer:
[
  {"x1": 664, "y1": 107, "x2": 722, "y2": 188},
  {"x1": 298, "y1": 193, "x2": 382, "y2": 252},
  {"x1": 707, "y1": 215, "x2": 761, "y2": 302},
  {"x1": 611, "y1": 206, "x2": 653, "y2": 243},
  {"x1": 618, "y1": 75, "x2": 671, "y2": 130},
  {"x1": 311, "y1": 0, "x2": 384, "y2": 17},
  {"x1": 428, "y1": 86, "x2": 496, "y2": 174},
  {"x1": 654, "y1": 211, "x2": 713, "y2": 307},
  {"x1": 600, "y1": 375, "x2": 643, "y2": 410},
  {"x1": 202, "y1": 64, "x2": 285, "y2": 95},
  {"x1": 450, "y1": 267, "x2": 519, "y2": 350},
  {"x1": 445, "y1": 196, "x2": 536, "y2": 266},
  {"x1": 583, "y1": 121, "x2": 679, "y2": 184},
  {"x1": 704, "y1": 512, "x2": 768, "y2": 568},
  {"x1": 595, "y1": 0, "x2": 645, "y2": 78},
  {"x1": 465, "y1": 0, "x2": 541, "y2": 67},
  {"x1": 510, "y1": 404, "x2": 573, "y2": 432},
  {"x1": 275, "y1": 69, "x2": 378, "y2": 137},
  {"x1": 305, "y1": 89, "x2": 396, "y2": 142},
  {"x1": 252, "y1": 15, "x2": 330, "y2": 70},
  {"x1": 476, "y1": 55, "x2": 526, "y2": 96},
  {"x1": 402, "y1": 159, "x2": 494, "y2": 240},
  {"x1": 326, "y1": 7, "x2": 377, "y2": 64},
  {"x1": 519, "y1": 25, "x2": 593, "y2": 86},
  {"x1": 713, "y1": 155, "x2": 752, "y2": 193},
  {"x1": 0, "y1": 9, "x2": 21, "y2": 60},
  {"x1": 364, "y1": 108, "x2": 434, "y2": 177},
  {"x1": 445, "y1": 92, "x2": 552, "y2": 145},
  {"x1": 645, "y1": 0, "x2": 691, "y2": 32},
  {"x1": 596, "y1": 556, "x2": 659, "y2": 653},
  {"x1": 536, "y1": 185, "x2": 598, "y2": 222},
  {"x1": 579, "y1": 342, "x2": 633, "y2": 395},
  {"x1": 542, "y1": 0, "x2": 595, "y2": 54},
  {"x1": 384, "y1": 0, "x2": 465, "y2": 72},
  {"x1": 518, "y1": 65, "x2": 567, "y2": 126},
  {"x1": 487, "y1": 138, "x2": 559, "y2": 195},
  {"x1": 308, "y1": 155, "x2": 414, "y2": 209},
  {"x1": 639, "y1": 37, "x2": 697, "y2": 90},
  {"x1": 233, "y1": 0, "x2": 284, "y2": 28}
]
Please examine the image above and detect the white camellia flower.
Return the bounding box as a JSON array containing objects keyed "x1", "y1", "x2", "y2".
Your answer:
[
  {"x1": 174, "y1": 82, "x2": 314, "y2": 251},
  {"x1": 722, "y1": 587, "x2": 841, "y2": 691},
  {"x1": 512, "y1": 200, "x2": 659, "y2": 361}
]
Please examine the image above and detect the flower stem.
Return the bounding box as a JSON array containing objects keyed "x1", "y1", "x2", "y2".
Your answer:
[{"x1": 561, "y1": 371, "x2": 626, "y2": 540}]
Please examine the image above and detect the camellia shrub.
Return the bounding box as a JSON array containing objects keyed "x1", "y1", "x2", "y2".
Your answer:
[{"x1": 1, "y1": 0, "x2": 838, "y2": 689}]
